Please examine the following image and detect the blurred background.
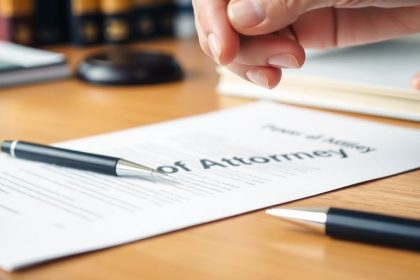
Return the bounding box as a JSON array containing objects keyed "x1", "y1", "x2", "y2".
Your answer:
[{"x1": 0, "y1": 0, "x2": 196, "y2": 47}]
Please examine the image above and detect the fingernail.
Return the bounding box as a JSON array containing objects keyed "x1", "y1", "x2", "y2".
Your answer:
[
  {"x1": 268, "y1": 54, "x2": 300, "y2": 68},
  {"x1": 229, "y1": 0, "x2": 265, "y2": 28},
  {"x1": 208, "y1": 33, "x2": 221, "y2": 63},
  {"x1": 246, "y1": 70, "x2": 269, "y2": 88}
]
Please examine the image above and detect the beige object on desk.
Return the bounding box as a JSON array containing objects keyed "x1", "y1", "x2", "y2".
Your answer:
[
  {"x1": 0, "y1": 39, "x2": 419, "y2": 280},
  {"x1": 217, "y1": 38, "x2": 420, "y2": 122}
]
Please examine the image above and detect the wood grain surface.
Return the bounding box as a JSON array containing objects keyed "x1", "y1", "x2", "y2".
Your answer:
[{"x1": 0, "y1": 39, "x2": 419, "y2": 280}]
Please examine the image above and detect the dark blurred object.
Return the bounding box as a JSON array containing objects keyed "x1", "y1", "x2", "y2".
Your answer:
[
  {"x1": 76, "y1": 48, "x2": 183, "y2": 85},
  {"x1": 0, "y1": 0, "x2": 192, "y2": 47},
  {"x1": 35, "y1": 0, "x2": 68, "y2": 45},
  {"x1": 67, "y1": 0, "x2": 102, "y2": 46},
  {"x1": 132, "y1": 0, "x2": 173, "y2": 40},
  {"x1": 133, "y1": 0, "x2": 158, "y2": 40},
  {"x1": 156, "y1": 0, "x2": 174, "y2": 37},
  {"x1": 100, "y1": 0, "x2": 133, "y2": 44},
  {"x1": 0, "y1": 0, "x2": 35, "y2": 46}
]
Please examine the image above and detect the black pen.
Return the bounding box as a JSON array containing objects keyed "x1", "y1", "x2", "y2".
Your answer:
[
  {"x1": 266, "y1": 207, "x2": 420, "y2": 250},
  {"x1": 1, "y1": 140, "x2": 166, "y2": 178}
]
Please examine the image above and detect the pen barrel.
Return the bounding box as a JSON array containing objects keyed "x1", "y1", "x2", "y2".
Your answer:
[
  {"x1": 2, "y1": 141, "x2": 119, "y2": 175},
  {"x1": 326, "y1": 208, "x2": 420, "y2": 250}
]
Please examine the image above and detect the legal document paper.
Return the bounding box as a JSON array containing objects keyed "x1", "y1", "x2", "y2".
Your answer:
[{"x1": 1, "y1": 102, "x2": 420, "y2": 271}]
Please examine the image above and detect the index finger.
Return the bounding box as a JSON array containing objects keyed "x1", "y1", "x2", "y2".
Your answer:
[{"x1": 193, "y1": 0, "x2": 240, "y2": 64}]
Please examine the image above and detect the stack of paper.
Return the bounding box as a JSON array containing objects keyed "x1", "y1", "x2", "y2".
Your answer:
[{"x1": 217, "y1": 37, "x2": 420, "y2": 121}]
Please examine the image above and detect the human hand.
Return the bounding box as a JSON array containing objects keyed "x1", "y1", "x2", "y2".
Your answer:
[{"x1": 193, "y1": 0, "x2": 420, "y2": 89}]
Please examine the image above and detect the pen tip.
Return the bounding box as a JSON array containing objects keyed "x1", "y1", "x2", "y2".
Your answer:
[
  {"x1": 266, "y1": 207, "x2": 329, "y2": 222},
  {"x1": 266, "y1": 208, "x2": 328, "y2": 233},
  {"x1": 266, "y1": 207, "x2": 329, "y2": 215}
]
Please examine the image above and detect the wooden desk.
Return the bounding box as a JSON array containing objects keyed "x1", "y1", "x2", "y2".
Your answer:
[{"x1": 0, "y1": 39, "x2": 419, "y2": 280}]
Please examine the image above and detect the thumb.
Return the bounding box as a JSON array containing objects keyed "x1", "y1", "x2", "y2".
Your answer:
[{"x1": 227, "y1": 0, "x2": 326, "y2": 35}]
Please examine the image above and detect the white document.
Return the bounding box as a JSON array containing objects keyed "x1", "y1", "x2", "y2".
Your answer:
[
  {"x1": 217, "y1": 37, "x2": 420, "y2": 121},
  {"x1": 1, "y1": 102, "x2": 420, "y2": 271},
  {"x1": 294, "y1": 37, "x2": 420, "y2": 92}
]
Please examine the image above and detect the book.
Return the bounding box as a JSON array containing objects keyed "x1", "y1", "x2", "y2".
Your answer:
[
  {"x1": 67, "y1": 0, "x2": 102, "y2": 46},
  {"x1": 133, "y1": 0, "x2": 159, "y2": 40},
  {"x1": 0, "y1": 0, "x2": 35, "y2": 46},
  {"x1": 132, "y1": 0, "x2": 174, "y2": 40},
  {"x1": 155, "y1": 0, "x2": 174, "y2": 37},
  {"x1": 100, "y1": 0, "x2": 133, "y2": 44},
  {"x1": 217, "y1": 37, "x2": 420, "y2": 122},
  {"x1": 0, "y1": 42, "x2": 70, "y2": 87},
  {"x1": 35, "y1": 0, "x2": 68, "y2": 45}
]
